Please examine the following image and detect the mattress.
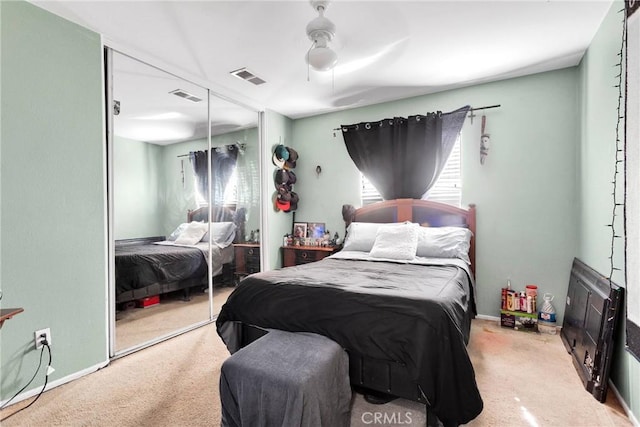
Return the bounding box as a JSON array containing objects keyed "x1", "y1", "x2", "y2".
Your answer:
[
  {"x1": 216, "y1": 255, "x2": 482, "y2": 425},
  {"x1": 115, "y1": 241, "x2": 234, "y2": 302}
]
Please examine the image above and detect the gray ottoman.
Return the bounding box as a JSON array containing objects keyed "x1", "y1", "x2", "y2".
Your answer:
[{"x1": 219, "y1": 329, "x2": 352, "y2": 427}]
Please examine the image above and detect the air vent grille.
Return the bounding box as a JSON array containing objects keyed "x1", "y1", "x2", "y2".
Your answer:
[
  {"x1": 169, "y1": 89, "x2": 203, "y2": 103},
  {"x1": 230, "y1": 67, "x2": 266, "y2": 86}
]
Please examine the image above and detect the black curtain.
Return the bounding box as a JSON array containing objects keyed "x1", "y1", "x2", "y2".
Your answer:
[
  {"x1": 190, "y1": 150, "x2": 208, "y2": 203},
  {"x1": 190, "y1": 145, "x2": 239, "y2": 220},
  {"x1": 211, "y1": 145, "x2": 239, "y2": 207},
  {"x1": 341, "y1": 105, "x2": 470, "y2": 200}
]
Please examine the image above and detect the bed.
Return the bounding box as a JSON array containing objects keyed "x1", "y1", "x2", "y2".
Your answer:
[
  {"x1": 216, "y1": 199, "x2": 482, "y2": 426},
  {"x1": 114, "y1": 206, "x2": 241, "y2": 305}
]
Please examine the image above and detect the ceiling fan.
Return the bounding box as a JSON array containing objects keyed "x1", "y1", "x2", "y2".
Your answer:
[{"x1": 305, "y1": 0, "x2": 338, "y2": 72}]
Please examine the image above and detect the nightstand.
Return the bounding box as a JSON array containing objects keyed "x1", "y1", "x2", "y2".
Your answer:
[
  {"x1": 234, "y1": 243, "x2": 260, "y2": 281},
  {"x1": 281, "y1": 245, "x2": 340, "y2": 268}
]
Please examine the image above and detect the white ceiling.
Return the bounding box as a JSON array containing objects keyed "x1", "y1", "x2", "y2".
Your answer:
[
  {"x1": 33, "y1": 0, "x2": 613, "y2": 121},
  {"x1": 112, "y1": 52, "x2": 260, "y2": 143}
]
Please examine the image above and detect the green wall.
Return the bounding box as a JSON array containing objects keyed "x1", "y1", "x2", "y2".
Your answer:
[
  {"x1": 578, "y1": 1, "x2": 639, "y2": 421},
  {"x1": 155, "y1": 138, "x2": 206, "y2": 234},
  {"x1": 292, "y1": 68, "x2": 580, "y2": 323},
  {"x1": 113, "y1": 136, "x2": 163, "y2": 240},
  {"x1": 0, "y1": 1, "x2": 106, "y2": 401},
  {"x1": 263, "y1": 110, "x2": 294, "y2": 270}
]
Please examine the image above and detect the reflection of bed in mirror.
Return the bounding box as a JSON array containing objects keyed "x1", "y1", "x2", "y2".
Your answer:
[
  {"x1": 114, "y1": 206, "x2": 243, "y2": 305},
  {"x1": 217, "y1": 199, "x2": 481, "y2": 426}
]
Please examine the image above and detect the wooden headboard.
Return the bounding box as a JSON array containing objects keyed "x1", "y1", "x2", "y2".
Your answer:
[
  {"x1": 187, "y1": 205, "x2": 246, "y2": 243},
  {"x1": 343, "y1": 199, "x2": 476, "y2": 275}
]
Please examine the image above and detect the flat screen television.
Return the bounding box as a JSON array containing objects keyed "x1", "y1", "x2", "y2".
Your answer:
[{"x1": 561, "y1": 258, "x2": 623, "y2": 402}]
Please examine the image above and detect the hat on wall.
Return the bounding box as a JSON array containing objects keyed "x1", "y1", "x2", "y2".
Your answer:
[
  {"x1": 272, "y1": 144, "x2": 289, "y2": 169},
  {"x1": 285, "y1": 191, "x2": 299, "y2": 212},
  {"x1": 286, "y1": 170, "x2": 297, "y2": 185},
  {"x1": 277, "y1": 188, "x2": 291, "y2": 201},
  {"x1": 275, "y1": 194, "x2": 291, "y2": 211},
  {"x1": 284, "y1": 147, "x2": 298, "y2": 170},
  {"x1": 274, "y1": 169, "x2": 289, "y2": 185}
]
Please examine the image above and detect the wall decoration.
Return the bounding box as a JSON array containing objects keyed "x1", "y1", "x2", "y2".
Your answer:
[
  {"x1": 625, "y1": 0, "x2": 640, "y2": 361},
  {"x1": 480, "y1": 115, "x2": 490, "y2": 165},
  {"x1": 273, "y1": 144, "x2": 299, "y2": 212}
]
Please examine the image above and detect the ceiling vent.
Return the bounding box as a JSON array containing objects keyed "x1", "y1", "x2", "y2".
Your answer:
[
  {"x1": 230, "y1": 68, "x2": 266, "y2": 86},
  {"x1": 169, "y1": 89, "x2": 203, "y2": 103}
]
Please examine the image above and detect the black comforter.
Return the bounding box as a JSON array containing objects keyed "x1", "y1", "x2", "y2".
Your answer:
[
  {"x1": 216, "y1": 257, "x2": 483, "y2": 425},
  {"x1": 115, "y1": 243, "x2": 207, "y2": 296}
]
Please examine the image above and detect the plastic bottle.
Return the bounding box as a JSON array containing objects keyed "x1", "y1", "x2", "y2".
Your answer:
[{"x1": 538, "y1": 293, "x2": 557, "y2": 334}]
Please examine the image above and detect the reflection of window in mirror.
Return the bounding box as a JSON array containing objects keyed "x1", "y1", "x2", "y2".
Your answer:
[
  {"x1": 192, "y1": 155, "x2": 239, "y2": 207},
  {"x1": 223, "y1": 169, "x2": 238, "y2": 206}
]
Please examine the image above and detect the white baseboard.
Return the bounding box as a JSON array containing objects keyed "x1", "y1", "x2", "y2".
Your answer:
[
  {"x1": 608, "y1": 379, "x2": 640, "y2": 427},
  {"x1": 0, "y1": 359, "x2": 109, "y2": 408},
  {"x1": 475, "y1": 314, "x2": 563, "y2": 332},
  {"x1": 476, "y1": 314, "x2": 500, "y2": 322}
]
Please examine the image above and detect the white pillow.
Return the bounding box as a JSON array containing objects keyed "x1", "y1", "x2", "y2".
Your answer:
[
  {"x1": 343, "y1": 222, "x2": 394, "y2": 252},
  {"x1": 167, "y1": 223, "x2": 189, "y2": 241},
  {"x1": 201, "y1": 222, "x2": 237, "y2": 245},
  {"x1": 416, "y1": 226, "x2": 472, "y2": 263},
  {"x1": 369, "y1": 223, "x2": 419, "y2": 260},
  {"x1": 174, "y1": 221, "x2": 208, "y2": 245}
]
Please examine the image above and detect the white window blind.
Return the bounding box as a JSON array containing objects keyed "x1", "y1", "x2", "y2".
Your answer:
[
  {"x1": 361, "y1": 135, "x2": 462, "y2": 207},
  {"x1": 193, "y1": 167, "x2": 238, "y2": 207}
]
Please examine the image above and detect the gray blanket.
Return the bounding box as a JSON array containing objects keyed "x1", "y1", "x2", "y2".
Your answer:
[{"x1": 219, "y1": 330, "x2": 351, "y2": 427}]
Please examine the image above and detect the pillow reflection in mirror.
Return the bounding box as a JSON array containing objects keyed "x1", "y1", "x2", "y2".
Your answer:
[
  {"x1": 175, "y1": 222, "x2": 208, "y2": 245},
  {"x1": 168, "y1": 223, "x2": 189, "y2": 241},
  {"x1": 201, "y1": 222, "x2": 237, "y2": 246}
]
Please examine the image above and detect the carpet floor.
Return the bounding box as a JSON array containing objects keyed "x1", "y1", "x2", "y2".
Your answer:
[{"x1": 0, "y1": 319, "x2": 633, "y2": 426}]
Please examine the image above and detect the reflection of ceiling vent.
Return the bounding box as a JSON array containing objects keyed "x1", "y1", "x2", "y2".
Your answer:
[
  {"x1": 230, "y1": 68, "x2": 266, "y2": 85},
  {"x1": 169, "y1": 89, "x2": 202, "y2": 102}
]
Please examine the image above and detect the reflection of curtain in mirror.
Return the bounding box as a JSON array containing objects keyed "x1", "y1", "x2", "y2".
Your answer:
[
  {"x1": 212, "y1": 145, "x2": 239, "y2": 210},
  {"x1": 190, "y1": 150, "x2": 208, "y2": 205},
  {"x1": 190, "y1": 145, "x2": 239, "y2": 220}
]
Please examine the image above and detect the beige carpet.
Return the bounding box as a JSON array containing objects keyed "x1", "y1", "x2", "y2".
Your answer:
[
  {"x1": 0, "y1": 319, "x2": 632, "y2": 426},
  {"x1": 115, "y1": 286, "x2": 234, "y2": 352}
]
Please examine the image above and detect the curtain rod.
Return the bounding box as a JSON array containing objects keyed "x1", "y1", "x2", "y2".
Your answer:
[
  {"x1": 332, "y1": 104, "x2": 501, "y2": 131},
  {"x1": 176, "y1": 142, "x2": 246, "y2": 158}
]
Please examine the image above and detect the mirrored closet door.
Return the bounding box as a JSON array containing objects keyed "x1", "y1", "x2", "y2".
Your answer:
[{"x1": 106, "y1": 49, "x2": 261, "y2": 356}]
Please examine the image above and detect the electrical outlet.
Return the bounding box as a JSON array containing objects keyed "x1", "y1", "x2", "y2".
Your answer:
[{"x1": 34, "y1": 328, "x2": 51, "y2": 350}]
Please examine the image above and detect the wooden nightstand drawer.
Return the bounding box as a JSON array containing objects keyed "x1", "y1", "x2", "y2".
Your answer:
[
  {"x1": 295, "y1": 249, "x2": 323, "y2": 264},
  {"x1": 282, "y1": 246, "x2": 340, "y2": 268},
  {"x1": 234, "y1": 243, "x2": 261, "y2": 276}
]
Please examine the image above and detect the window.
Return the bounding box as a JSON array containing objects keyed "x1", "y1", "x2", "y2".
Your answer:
[
  {"x1": 193, "y1": 167, "x2": 238, "y2": 207},
  {"x1": 223, "y1": 168, "x2": 238, "y2": 206},
  {"x1": 361, "y1": 135, "x2": 462, "y2": 207}
]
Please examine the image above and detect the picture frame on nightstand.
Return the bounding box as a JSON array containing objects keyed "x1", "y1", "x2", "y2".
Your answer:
[
  {"x1": 293, "y1": 222, "x2": 307, "y2": 238},
  {"x1": 307, "y1": 222, "x2": 325, "y2": 239}
]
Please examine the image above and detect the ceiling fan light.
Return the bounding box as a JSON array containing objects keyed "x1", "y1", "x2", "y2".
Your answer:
[
  {"x1": 307, "y1": 46, "x2": 338, "y2": 71},
  {"x1": 306, "y1": 16, "x2": 335, "y2": 41}
]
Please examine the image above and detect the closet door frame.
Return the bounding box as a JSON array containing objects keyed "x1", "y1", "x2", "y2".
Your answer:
[{"x1": 104, "y1": 46, "x2": 264, "y2": 359}]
